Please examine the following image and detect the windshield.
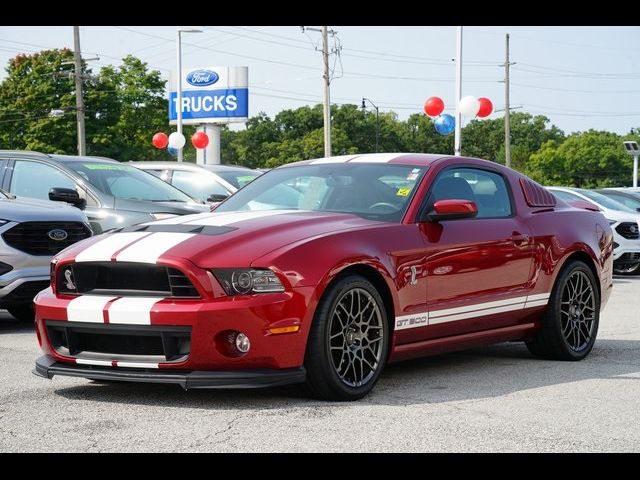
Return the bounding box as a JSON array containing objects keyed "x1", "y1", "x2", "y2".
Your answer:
[
  {"x1": 215, "y1": 169, "x2": 261, "y2": 189},
  {"x1": 216, "y1": 163, "x2": 427, "y2": 222},
  {"x1": 598, "y1": 191, "x2": 640, "y2": 210},
  {"x1": 575, "y1": 188, "x2": 637, "y2": 213},
  {"x1": 70, "y1": 162, "x2": 195, "y2": 202}
]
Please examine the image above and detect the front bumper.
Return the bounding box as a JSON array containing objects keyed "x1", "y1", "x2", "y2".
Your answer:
[{"x1": 34, "y1": 355, "x2": 306, "y2": 389}]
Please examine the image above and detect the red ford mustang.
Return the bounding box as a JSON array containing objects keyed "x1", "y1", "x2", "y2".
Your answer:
[{"x1": 33, "y1": 153, "x2": 613, "y2": 400}]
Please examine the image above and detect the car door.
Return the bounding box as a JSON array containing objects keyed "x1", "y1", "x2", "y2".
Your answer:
[
  {"x1": 418, "y1": 166, "x2": 534, "y2": 340},
  {"x1": 5, "y1": 159, "x2": 104, "y2": 232}
]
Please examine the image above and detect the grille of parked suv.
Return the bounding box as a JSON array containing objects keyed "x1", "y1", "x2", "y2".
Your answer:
[
  {"x1": 615, "y1": 222, "x2": 640, "y2": 240},
  {"x1": 2, "y1": 221, "x2": 91, "y2": 255},
  {"x1": 57, "y1": 262, "x2": 200, "y2": 298}
]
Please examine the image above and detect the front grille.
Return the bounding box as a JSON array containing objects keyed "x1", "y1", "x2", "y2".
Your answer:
[
  {"x1": 46, "y1": 321, "x2": 191, "y2": 362},
  {"x1": 57, "y1": 262, "x2": 200, "y2": 298},
  {"x1": 0, "y1": 280, "x2": 49, "y2": 307},
  {"x1": 2, "y1": 221, "x2": 91, "y2": 255},
  {"x1": 616, "y1": 222, "x2": 639, "y2": 240}
]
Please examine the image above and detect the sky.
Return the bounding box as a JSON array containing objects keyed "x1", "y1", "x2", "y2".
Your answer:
[{"x1": 0, "y1": 25, "x2": 639, "y2": 135}]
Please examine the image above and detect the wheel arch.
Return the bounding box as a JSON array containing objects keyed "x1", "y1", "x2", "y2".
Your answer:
[{"x1": 556, "y1": 249, "x2": 601, "y2": 300}]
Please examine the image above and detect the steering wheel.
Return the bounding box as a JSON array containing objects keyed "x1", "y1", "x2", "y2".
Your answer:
[{"x1": 368, "y1": 202, "x2": 398, "y2": 213}]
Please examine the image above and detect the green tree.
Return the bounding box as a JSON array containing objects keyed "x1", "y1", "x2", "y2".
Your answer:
[
  {"x1": 0, "y1": 49, "x2": 79, "y2": 153},
  {"x1": 0, "y1": 49, "x2": 172, "y2": 161},
  {"x1": 461, "y1": 112, "x2": 565, "y2": 169},
  {"x1": 527, "y1": 130, "x2": 631, "y2": 187}
]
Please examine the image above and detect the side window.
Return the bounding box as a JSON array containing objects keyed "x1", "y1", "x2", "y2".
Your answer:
[
  {"x1": 171, "y1": 170, "x2": 229, "y2": 203},
  {"x1": 10, "y1": 160, "x2": 76, "y2": 201},
  {"x1": 430, "y1": 167, "x2": 512, "y2": 219}
]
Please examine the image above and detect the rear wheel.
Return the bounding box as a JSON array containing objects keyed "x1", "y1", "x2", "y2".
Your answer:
[
  {"x1": 304, "y1": 275, "x2": 389, "y2": 401},
  {"x1": 7, "y1": 305, "x2": 35, "y2": 323},
  {"x1": 526, "y1": 260, "x2": 599, "y2": 361}
]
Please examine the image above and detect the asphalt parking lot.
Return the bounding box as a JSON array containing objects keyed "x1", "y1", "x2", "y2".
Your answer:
[{"x1": 1, "y1": 276, "x2": 639, "y2": 452}]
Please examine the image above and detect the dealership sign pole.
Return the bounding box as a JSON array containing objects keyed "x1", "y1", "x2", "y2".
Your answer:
[{"x1": 169, "y1": 66, "x2": 249, "y2": 165}]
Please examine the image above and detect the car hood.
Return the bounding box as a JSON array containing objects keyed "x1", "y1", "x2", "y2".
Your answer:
[
  {"x1": 0, "y1": 196, "x2": 88, "y2": 222},
  {"x1": 61, "y1": 210, "x2": 382, "y2": 267}
]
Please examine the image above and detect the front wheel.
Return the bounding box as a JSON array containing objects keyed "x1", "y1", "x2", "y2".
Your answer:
[
  {"x1": 613, "y1": 262, "x2": 640, "y2": 275},
  {"x1": 304, "y1": 275, "x2": 389, "y2": 401},
  {"x1": 526, "y1": 260, "x2": 600, "y2": 361}
]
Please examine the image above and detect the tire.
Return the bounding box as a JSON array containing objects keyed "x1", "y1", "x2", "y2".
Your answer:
[
  {"x1": 7, "y1": 305, "x2": 35, "y2": 323},
  {"x1": 526, "y1": 260, "x2": 600, "y2": 361},
  {"x1": 304, "y1": 275, "x2": 389, "y2": 401},
  {"x1": 613, "y1": 262, "x2": 640, "y2": 275}
]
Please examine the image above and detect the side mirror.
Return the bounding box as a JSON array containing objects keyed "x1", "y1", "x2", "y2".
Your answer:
[
  {"x1": 424, "y1": 199, "x2": 478, "y2": 222},
  {"x1": 207, "y1": 193, "x2": 229, "y2": 203},
  {"x1": 49, "y1": 187, "x2": 86, "y2": 209}
]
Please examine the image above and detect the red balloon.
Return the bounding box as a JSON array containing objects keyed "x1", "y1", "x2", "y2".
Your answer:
[
  {"x1": 423, "y1": 96, "x2": 445, "y2": 117},
  {"x1": 191, "y1": 131, "x2": 210, "y2": 149},
  {"x1": 152, "y1": 132, "x2": 168, "y2": 149},
  {"x1": 477, "y1": 97, "x2": 493, "y2": 118}
]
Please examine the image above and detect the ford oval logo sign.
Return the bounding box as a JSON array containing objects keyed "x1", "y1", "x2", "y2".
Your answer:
[
  {"x1": 48, "y1": 229, "x2": 68, "y2": 241},
  {"x1": 186, "y1": 70, "x2": 219, "y2": 87}
]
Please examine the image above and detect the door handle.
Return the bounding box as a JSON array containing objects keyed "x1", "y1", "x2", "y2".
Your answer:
[{"x1": 509, "y1": 232, "x2": 530, "y2": 244}]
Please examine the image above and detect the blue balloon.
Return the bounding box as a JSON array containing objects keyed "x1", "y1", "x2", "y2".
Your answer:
[
  {"x1": 167, "y1": 146, "x2": 178, "y2": 155},
  {"x1": 434, "y1": 114, "x2": 455, "y2": 135}
]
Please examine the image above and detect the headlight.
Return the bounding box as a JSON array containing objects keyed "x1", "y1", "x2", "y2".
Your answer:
[
  {"x1": 212, "y1": 269, "x2": 285, "y2": 295},
  {"x1": 606, "y1": 219, "x2": 617, "y2": 225},
  {"x1": 150, "y1": 213, "x2": 178, "y2": 221},
  {"x1": 0, "y1": 219, "x2": 9, "y2": 226}
]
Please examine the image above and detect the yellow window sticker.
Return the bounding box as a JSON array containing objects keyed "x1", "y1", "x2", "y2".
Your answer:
[{"x1": 396, "y1": 187, "x2": 411, "y2": 197}]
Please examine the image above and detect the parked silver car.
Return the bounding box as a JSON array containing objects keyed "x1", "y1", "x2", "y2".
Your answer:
[
  {"x1": 129, "y1": 162, "x2": 262, "y2": 204},
  {"x1": 0, "y1": 189, "x2": 92, "y2": 321}
]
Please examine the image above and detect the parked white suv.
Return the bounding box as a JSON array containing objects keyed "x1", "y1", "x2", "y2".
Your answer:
[
  {"x1": 0, "y1": 189, "x2": 92, "y2": 321},
  {"x1": 548, "y1": 187, "x2": 640, "y2": 274}
]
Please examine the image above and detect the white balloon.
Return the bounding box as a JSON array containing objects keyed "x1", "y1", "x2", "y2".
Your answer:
[
  {"x1": 458, "y1": 95, "x2": 480, "y2": 117},
  {"x1": 168, "y1": 132, "x2": 186, "y2": 149}
]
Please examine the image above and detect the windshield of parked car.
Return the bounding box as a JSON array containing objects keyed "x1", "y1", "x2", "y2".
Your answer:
[
  {"x1": 575, "y1": 188, "x2": 637, "y2": 213},
  {"x1": 209, "y1": 168, "x2": 261, "y2": 189},
  {"x1": 215, "y1": 163, "x2": 427, "y2": 222},
  {"x1": 69, "y1": 162, "x2": 195, "y2": 202},
  {"x1": 598, "y1": 191, "x2": 640, "y2": 210}
]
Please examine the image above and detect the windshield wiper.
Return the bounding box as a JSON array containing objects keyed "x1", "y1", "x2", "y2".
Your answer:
[{"x1": 0, "y1": 188, "x2": 16, "y2": 199}]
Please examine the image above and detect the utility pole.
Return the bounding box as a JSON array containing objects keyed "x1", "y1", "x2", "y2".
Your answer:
[
  {"x1": 504, "y1": 33, "x2": 511, "y2": 169},
  {"x1": 321, "y1": 26, "x2": 331, "y2": 157},
  {"x1": 302, "y1": 26, "x2": 337, "y2": 158},
  {"x1": 73, "y1": 26, "x2": 86, "y2": 156}
]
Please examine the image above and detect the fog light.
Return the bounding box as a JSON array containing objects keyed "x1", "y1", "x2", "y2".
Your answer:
[{"x1": 235, "y1": 332, "x2": 250, "y2": 353}]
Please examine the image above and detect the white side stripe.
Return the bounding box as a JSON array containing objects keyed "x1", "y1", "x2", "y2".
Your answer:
[
  {"x1": 429, "y1": 302, "x2": 525, "y2": 325},
  {"x1": 430, "y1": 296, "x2": 527, "y2": 319},
  {"x1": 76, "y1": 359, "x2": 113, "y2": 367},
  {"x1": 115, "y1": 232, "x2": 195, "y2": 263},
  {"x1": 74, "y1": 232, "x2": 150, "y2": 262},
  {"x1": 117, "y1": 361, "x2": 159, "y2": 369},
  {"x1": 107, "y1": 297, "x2": 163, "y2": 325},
  {"x1": 527, "y1": 293, "x2": 551, "y2": 302},
  {"x1": 394, "y1": 293, "x2": 551, "y2": 330},
  {"x1": 67, "y1": 295, "x2": 116, "y2": 323}
]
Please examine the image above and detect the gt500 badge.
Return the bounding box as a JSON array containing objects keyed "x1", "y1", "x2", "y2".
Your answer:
[{"x1": 395, "y1": 314, "x2": 428, "y2": 330}]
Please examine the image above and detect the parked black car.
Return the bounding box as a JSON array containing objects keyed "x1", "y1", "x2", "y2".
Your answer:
[{"x1": 0, "y1": 151, "x2": 209, "y2": 233}]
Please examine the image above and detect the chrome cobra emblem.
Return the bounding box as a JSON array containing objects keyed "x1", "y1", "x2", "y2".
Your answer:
[{"x1": 64, "y1": 269, "x2": 76, "y2": 290}]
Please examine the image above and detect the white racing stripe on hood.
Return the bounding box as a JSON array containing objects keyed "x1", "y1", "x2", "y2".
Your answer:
[
  {"x1": 67, "y1": 295, "x2": 117, "y2": 323},
  {"x1": 114, "y1": 232, "x2": 196, "y2": 263},
  {"x1": 184, "y1": 209, "x2": 301, "y2": 227},
  {"x1": 107, "y1": 297, "x2": 163, "y2": 325},
  {"x1": 74, "y1": 232, "x2": 151, "y2": 262}
]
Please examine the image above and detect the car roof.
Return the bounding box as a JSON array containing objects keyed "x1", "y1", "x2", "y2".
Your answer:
[
  {"x1": 130, "y1": 161, "x2": 256, "y2": 172},
  {"x1": 50, "y1": 154, "x2": 119, "y2": 164},
  {"x1": 283, "y1": 152, "x2": 454, "y2": 168}
]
